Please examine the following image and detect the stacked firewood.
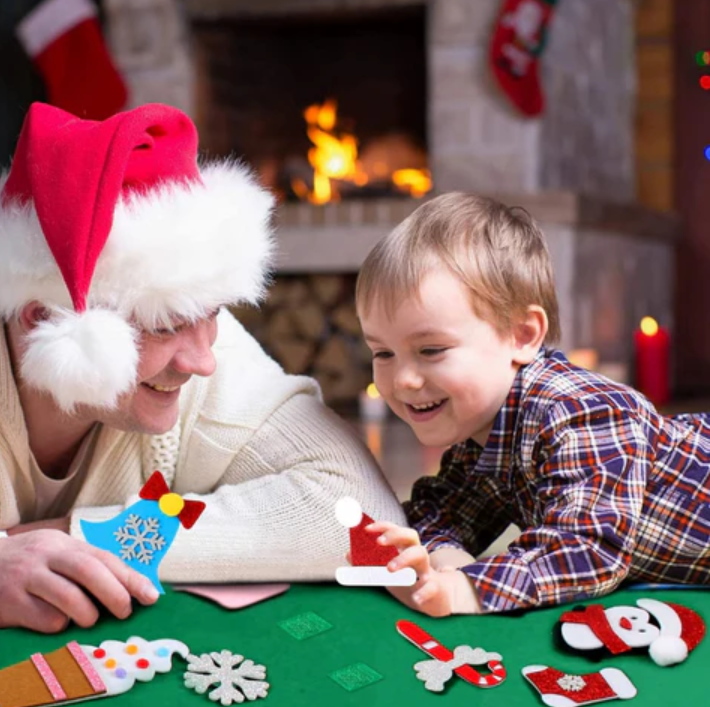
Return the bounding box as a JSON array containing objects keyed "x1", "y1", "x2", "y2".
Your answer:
[{"x1": 230, "y1": 274, "x2": 372, "y2": 403}]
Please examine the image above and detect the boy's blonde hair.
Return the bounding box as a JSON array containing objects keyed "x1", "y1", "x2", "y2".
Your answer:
[{"x1": 355, "y1": 192, "x2": 561, "y2": 345}]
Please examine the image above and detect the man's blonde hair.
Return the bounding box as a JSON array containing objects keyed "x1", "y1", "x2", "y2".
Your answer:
[{"x1": 356, "y1": 192, "x2": 561, "y2": 344}]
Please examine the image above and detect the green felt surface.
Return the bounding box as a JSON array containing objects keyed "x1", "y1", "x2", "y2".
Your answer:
[{"x1": 0, "y1": 584, "x2": 708, "y2": 706}]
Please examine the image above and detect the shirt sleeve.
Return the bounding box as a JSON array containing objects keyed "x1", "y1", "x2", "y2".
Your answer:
[
  {"x1": 404, "y1": 442, "x2": 517, "y2": 558},
  {"x1": 460, "y1": 398, "x2": 652, "y2": 612}
]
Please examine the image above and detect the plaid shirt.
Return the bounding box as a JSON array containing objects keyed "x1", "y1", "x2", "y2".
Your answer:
[{"x1": 404, "y1": 348, "x2": 710, "y2": 613}]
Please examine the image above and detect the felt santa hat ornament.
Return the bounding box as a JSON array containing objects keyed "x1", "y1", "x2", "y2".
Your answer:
[
  {"x1": 0, "y1": 102, "x2": 274, "y2": 411},
  {"x1": 334, "y1": 497, "x2": 416, "y2": 587},
  {"x1": 559, "y1": 598, "x2": 706, "y2": 668}
]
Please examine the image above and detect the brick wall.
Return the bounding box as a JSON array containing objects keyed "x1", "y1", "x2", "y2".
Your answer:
[{"x1": 634, "y1": 0, "x2": 674, "y2": 212}]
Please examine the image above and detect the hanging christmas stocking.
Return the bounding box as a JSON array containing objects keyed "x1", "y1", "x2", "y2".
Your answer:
[
  {"x1": 522, "y1": 665, "x2": 636, "y2": 707},
  {"x1": 489, "y1": 0, "x2": 558, "y2": 117},
  {"x1": 15, "y1": 0, "x2": 127, "y2": 120}
]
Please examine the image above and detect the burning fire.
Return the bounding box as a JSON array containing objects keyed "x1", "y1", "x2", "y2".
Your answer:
[{"x1": 292, "y1": 99, "x2": 431, "y2": 204}]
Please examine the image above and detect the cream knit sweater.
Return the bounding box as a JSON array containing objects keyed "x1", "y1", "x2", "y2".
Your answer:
[{"x1": 0, "y1": 311, "x2": 405, "y2": 581}]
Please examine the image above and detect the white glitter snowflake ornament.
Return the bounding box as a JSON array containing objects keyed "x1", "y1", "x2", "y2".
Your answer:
[
  {"x1": 114, "y1": 514, "x2": 166, "y2": 564},
  {"x1": 184, "y1": 650, "x2": 269, "y2": 704}
]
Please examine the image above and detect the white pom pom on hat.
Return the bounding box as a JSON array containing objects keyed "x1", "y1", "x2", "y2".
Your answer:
[
  {"x1": 21, "y1": 308, "x2": 138, "y2": 412},
  {"x1": 648, "y1": 636, "x2": 688, "y2": 667},
  {"x1": 334, "y1": 497, "x2": 363, "y2": 528}
]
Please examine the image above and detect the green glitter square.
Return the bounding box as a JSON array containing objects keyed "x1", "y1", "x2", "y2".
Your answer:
[
  {"x1": 329, "y1": 663, "x2": 383, "y2": 692},
  {"x1": 277, "y1": 611, "x2": 333, "y2": 640}
]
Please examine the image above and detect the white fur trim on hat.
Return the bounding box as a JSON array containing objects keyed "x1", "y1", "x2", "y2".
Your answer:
[
  {"x1": 21, "y1": 308, "x2": 139, "y2": 412},
  {"x1": 0, "y1": 161, "x2": 275, "y2": 329}
]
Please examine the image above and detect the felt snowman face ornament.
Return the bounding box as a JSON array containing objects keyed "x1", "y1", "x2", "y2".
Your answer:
[{"x1": 559, "y1": 599, "x2": 705, "y2": 667}]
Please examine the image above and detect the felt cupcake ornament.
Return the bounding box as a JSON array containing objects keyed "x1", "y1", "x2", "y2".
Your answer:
[{"x1": 0, "y1": 636, "x2": 188, "y2": 706}]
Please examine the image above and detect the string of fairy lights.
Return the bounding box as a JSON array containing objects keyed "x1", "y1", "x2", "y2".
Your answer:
[{"x1": 698, "y1": 51, "x2": 710, "y2": 160}]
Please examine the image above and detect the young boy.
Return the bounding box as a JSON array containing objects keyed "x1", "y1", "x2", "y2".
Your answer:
[{"x1": 356, "y1": 192, "x2": 710, "y2": 617}]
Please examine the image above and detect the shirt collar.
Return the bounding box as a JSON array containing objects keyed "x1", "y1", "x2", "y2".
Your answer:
[{"x1": 473, "y1": 347, "x2": 550, "y2": 475}]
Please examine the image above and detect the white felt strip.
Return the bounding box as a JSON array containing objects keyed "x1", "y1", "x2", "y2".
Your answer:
[
  {"x1": 336, "y1": 565, "x2": 417, "y2": 586},
  {"x1": 16, "y1": 0, "x2": 96, "y2": 57}
]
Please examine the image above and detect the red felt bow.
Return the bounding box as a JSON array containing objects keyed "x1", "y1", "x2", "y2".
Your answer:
[{"x1": 139, "y1": 471, "x2": 206, "y2": 529}]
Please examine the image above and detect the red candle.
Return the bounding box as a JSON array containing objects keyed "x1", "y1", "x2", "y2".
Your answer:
[{"x1": 633, "y1": 317, "x2": 670, "y2": 406}]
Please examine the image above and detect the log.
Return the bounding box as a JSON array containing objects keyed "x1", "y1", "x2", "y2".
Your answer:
[
  {"x1": 291, "y1": 302, "x2": 325, "y2": 340},
  {"x1": 271, "y1": 338, "x2": 314, "y2": 375}
]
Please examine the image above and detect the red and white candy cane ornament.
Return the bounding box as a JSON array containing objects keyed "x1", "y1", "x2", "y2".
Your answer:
[{"x1": 396, "y1": 620, "x2": 506, "y2": 691}]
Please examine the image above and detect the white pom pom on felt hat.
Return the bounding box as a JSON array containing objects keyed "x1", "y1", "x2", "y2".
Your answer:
[
  {"x1": 335, "y1": 497, "x2": 363, "y2": 528},
  {"x1": 648, "y1": 636, "x2": 688, "y2": 667}
]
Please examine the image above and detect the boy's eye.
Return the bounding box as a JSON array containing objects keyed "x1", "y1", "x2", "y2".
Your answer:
[
  {"x1": 372, "y1": 351, "x2": 393, "y2": 360},
  {"x1": 420, "y1": 347, "x2": 446, "y2": 356}
]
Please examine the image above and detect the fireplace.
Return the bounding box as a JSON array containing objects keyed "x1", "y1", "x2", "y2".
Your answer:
[{"x1": 192, "y1": 6, "x2": 429, "y2": 204}]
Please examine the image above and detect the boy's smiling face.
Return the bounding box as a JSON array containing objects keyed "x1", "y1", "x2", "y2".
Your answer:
[{"x1": 360, "y1": 267, "x2": 527, "y2": 448}]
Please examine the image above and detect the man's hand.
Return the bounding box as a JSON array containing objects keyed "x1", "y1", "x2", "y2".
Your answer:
[
  {"x1": 365, "y1": 521, "x2": 482, "y2": 617},
  {"x1": 8, "y1": 517, "x2": 70, "y2": 535},
  {"x1": 0, "y1": 528, "x2": 159, "y2": 633}
]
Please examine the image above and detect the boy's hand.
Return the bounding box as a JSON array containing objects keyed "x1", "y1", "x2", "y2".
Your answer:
[
  {"x1": 0, "y1": 528, "x2": 160, "y2": 633},
  {"x1": 365, "y1": 521, "x2": 482, "y2": 617}
]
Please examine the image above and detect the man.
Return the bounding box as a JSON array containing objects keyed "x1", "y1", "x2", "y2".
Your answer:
[{"x1": 0, "y1": 102, "x2": 405, "y2": 633}]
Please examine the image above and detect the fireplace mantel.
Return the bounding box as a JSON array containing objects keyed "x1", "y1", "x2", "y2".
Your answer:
[{"x1": 274, "y1": 191, "x2": 679, "y2": 273}]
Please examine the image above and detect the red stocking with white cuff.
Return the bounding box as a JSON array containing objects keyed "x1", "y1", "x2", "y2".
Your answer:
[
  {"x1": 522, "y1": 665, "x2": 636, "y2": 707},
  {"x1": 489, "y1": 0, "x2": 558, "y2": 117},
  {"x1": 16, "y1": 0, "x2": 127, "y2": 120}
]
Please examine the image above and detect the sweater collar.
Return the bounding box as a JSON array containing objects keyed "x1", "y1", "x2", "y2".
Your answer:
[{"x1": 0, "y1": 323, "x2": 30, "y2": 447}]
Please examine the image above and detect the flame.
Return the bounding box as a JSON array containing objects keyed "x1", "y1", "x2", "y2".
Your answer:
[
  {"x1": 640, "y1": 317, "x2": 659, "y2": 336},
  {"x1": 293, "y1": 99, "x2": 431, "y2": 203},
  {"x1": 295, "y1": 99, "x2": 367, "y2": 205},
  {"x1": 392, "y1": 168, "x2": 432, "y2": 198}
]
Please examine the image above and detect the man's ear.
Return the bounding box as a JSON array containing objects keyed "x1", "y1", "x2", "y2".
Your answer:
[
  {"x1": 511, "y1": 305, "x2": 548, "y2": 365},
  {"x1": 17, "y1": 301, "x2": 50, "y2": 333}
]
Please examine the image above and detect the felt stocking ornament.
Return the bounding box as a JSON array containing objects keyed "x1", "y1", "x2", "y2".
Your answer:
[
  {"x1": 522, "y1": 665, "x2": 637, "y2": 707},
  {"x1": 489, "y1": 0, "x2": 558, "y2": 117},
  {"x1": 16, "y1": 0, "x2": 127, "y2": 119}
]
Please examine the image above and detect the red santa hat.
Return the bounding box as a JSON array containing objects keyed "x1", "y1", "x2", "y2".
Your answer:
[
  {"x1": 334, "y1": 497, "x2": 416, "y2": 587},
  {"x1": 560, "y1": 599, "x2": 705, "y2": 667},
  {"x1": 0, "y1": 102, "x2": 274, "y2": 411}
]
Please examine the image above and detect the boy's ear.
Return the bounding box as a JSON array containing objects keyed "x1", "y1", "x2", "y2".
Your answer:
[
  {"x1": 18, "y1": 301, "x2": 50, "y2": 333},
  {"x1": 511, "y1": 305, "x2": 548, "y2": 365}
]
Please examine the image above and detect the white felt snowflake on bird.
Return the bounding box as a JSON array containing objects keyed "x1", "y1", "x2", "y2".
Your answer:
[
  {"x1": 114, "y1": 514, "x2": 166, "y2": 564},
  {"x1": 184, "y1": 650, "x2": 269, "y2": 704}
]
